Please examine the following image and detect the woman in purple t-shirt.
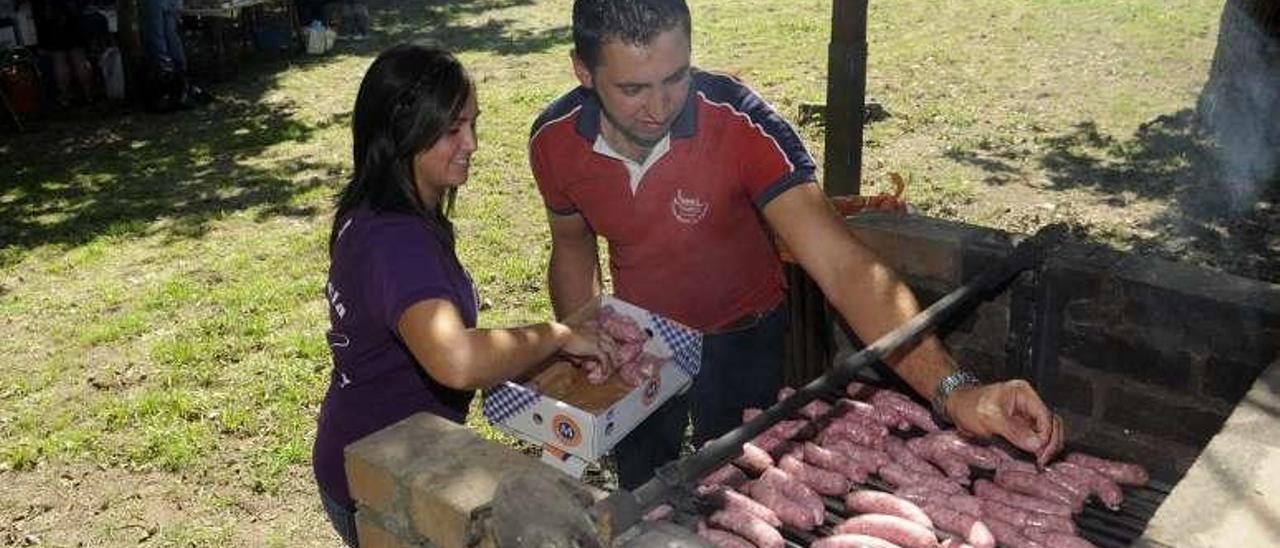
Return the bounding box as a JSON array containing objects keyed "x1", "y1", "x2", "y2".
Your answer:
[{"x1": 314, "y1": 44, "x2": 602, "y2": 547}]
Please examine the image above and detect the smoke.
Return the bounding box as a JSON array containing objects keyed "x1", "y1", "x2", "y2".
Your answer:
[{"x1": 1199, "y1": 2, "x2": 1280, "y2": 214}]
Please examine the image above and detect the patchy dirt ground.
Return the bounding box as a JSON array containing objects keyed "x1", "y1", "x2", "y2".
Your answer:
[{"x1": 1, "y1": 464, "x2": 339, "y2": 547}]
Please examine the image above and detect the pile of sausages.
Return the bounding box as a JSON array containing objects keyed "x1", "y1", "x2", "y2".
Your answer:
[
  {"x1": 578, "y1": 305, "x2": 666, "y2": 387},
  {"x1": 677, "y1": 382, "x2": 1149, "y2": 548}
]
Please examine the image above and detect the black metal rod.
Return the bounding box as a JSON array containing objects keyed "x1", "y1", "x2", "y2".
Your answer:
[{"x1": 597, "y1": 226, "x2": 1065, "y2": 536}]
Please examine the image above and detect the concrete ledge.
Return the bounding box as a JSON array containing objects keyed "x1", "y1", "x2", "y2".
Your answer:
[{"x1": 1141, "y1": 361, "x2": 1280, "y2": 546}]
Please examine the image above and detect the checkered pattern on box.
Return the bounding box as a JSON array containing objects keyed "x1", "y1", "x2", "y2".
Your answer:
[
  {"x1": 483, "y1": 383, "x2": 541, "y2": 424},
  {"x1": 650, "y1": 314, "x2": 702, "y2": 378}
]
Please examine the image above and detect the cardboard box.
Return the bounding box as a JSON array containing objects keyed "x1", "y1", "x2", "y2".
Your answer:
[{"x1": 483, "y1": 296, "x2": 702, "y2": 471}]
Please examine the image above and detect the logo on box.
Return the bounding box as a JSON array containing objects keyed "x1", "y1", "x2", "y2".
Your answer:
[{"x1": 551, "y1": 414, "x2": 582, "y2": 447}]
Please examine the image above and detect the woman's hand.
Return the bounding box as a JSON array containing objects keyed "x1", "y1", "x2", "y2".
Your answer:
[{"x1": 945, "y1": 379, "x2": 1065, "y2": 466}]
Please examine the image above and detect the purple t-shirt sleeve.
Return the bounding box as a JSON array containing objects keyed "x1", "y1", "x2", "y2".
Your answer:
[{"x1": 367, "y1": 220, "x2": 461, "y2": 331}]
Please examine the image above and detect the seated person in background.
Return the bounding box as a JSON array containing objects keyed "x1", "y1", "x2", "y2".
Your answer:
[
  {"x1": 325, "y1": 0, "x2": 369, "y2": 40},
  {"x1": 33, "y1": 0, "x2": 96, "y2": 108},
  {"x1": 313, "y1": 43, "x2": 603, "y2": 547}
]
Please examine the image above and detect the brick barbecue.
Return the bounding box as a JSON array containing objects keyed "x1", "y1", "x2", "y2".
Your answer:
[{"x1": 344, "y1": 214, "x2": 1280, "y2": 548}]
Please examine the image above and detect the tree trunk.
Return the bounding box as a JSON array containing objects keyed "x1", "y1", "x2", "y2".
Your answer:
[{"x1": 1198, "y1": 0, "x2": 1280, "y2": 209}]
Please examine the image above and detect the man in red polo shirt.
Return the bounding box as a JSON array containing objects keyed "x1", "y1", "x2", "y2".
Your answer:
[{"x1": 530, "y1": 0, "x2": 1065, "y2": 489}]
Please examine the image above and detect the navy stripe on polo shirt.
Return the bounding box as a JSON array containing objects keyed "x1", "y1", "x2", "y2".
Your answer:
[{"x1": 529, "y1": 69, "x2": 818, "y2": 331}]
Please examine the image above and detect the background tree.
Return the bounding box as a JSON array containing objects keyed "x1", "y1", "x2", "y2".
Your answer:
[{"x1": 1197, "y1": 0, "x2": 1280, "y2": 211}]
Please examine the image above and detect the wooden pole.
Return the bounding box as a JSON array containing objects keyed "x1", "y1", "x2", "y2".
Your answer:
[{"x1": 823, "y1": 0, "x2": 868, "y2": 198}]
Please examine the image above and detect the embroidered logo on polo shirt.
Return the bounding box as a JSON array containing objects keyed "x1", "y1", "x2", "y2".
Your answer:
[{"x1": 671, "y1": 189, "x2": 709, "y2": 224}]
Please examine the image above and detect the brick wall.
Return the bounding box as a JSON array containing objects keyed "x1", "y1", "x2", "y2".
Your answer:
[
  {"x1": 831, "y1": 213, "x2": 1280, "y2": 483},
  {"x1": 344, "y1": 413, "x2": 604, "y2": 548}
]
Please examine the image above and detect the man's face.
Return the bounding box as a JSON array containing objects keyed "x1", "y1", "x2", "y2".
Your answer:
[{"x1": 574, "y1": 29, "x2": 692, "y2": 152}]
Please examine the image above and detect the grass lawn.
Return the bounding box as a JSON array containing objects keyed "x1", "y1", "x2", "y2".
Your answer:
[{"x1": 1, "y1": 0, "x2": 1270, "y2": 545}]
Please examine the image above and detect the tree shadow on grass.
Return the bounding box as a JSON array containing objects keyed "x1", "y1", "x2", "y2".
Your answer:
[
  {"x1": 0, "y1": 94, "x2": 342, "y2": 269},
  {"x1": 0, "y1": 0, "x2": 573, "y2": 270},
  {"x1": 946, "y1": 109, "x2": 1279, "y2": 283},
  {"x1": 356, "y1": 0, "x2": 570, "y2": 57}
]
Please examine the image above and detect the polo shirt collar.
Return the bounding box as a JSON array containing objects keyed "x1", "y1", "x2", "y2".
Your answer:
[{"x1": 573, "y1": 83, "x2": 699, "y2": 142}]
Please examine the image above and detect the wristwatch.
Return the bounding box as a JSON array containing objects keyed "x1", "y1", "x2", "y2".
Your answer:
[{"x1": 932, "y1": 368, "x2": 982, "y2": 420}]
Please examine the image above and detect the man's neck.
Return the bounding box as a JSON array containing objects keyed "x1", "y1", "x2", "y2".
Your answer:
[{"x1": 600, "y1": 116, "x2": 656, "y2": 164}]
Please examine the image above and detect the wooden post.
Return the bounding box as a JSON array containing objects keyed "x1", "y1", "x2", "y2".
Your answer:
[{"x1": 823, "y1": 0, "x2": 868, "y2": 198}]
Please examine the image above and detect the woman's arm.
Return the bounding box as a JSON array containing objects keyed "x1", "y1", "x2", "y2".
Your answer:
[{"x1": 396, "y1": 298, "x2": 595, "y2": 390}]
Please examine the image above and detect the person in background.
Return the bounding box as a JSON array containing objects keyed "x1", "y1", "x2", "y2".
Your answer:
[
  {"x1": 325, "y1": 0, "x2": 369, "y2": 41},
  {"x1": 313, "y1": 43, "x2": 603, "y2": 547},
  {"x1": 138, "y1": 0, "x2": 208, "y2": 110},
  {"x1": 32, "y1": 0, "x2": 95, "y2": 108},
  {"x1": 528, "y1": 0, "x2": 1066, "y2": 490}
]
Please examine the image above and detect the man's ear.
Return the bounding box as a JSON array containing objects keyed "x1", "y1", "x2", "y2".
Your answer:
[{"x1": 570, "y1": 49, "x2": 594, "y2": 89}]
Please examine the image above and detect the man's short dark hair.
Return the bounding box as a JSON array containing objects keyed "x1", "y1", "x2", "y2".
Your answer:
[{"x1": 573, "y1": 0, "x2": 691, "y2": 70}]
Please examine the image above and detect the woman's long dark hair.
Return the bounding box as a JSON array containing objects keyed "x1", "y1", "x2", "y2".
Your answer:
[{"x1": 329, "y1": 43, "x2": 474, "y2": 254}]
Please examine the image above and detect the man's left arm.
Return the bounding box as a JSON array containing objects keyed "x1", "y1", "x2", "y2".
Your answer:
[{"x1": 763, "y1": 182, "x2": 1064, "y2": 464}]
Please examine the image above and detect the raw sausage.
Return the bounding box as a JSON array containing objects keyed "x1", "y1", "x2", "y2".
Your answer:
[
  {"x1": 696, "y1": 521, "x2": 755, "y2": 548},
  {"x1": 780, "y1": 454, "x2": 850, "y2": 497},
  {"x1": 920, "y1": 503, "x2": 995, "y2": 548},
  {"x1": 1064, "y1": 452, "x2": 1148, "y2": 486},
  {"x1": 973, "y1": 479, "x2": 1072, "y2": 516},
  {"x1": 812, "y1": 534, "x2": 905, "y2": 548},
  {"x1": 844, "y1": 489, "x2": 933, "y2": 528},
  {"x1": 804, "y1": 442, "x2": 871, "y2": 483},
  {"x1": 833, "y1": 513, "x2": 939, "y2": 548},
  {"x1": 994, "y1": 469, "x2": 1081, "y2": 510},
  {"x1": 707, "y1": 509, "x2": 784, "y2": 548},
  {"x1": 1049, "y1": 462, "x2": 1122, "y2": 510}
]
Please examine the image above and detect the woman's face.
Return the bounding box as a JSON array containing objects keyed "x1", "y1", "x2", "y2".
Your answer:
[{"x1": 413, "y1": 92, "x2": 479, "y2": 207}]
